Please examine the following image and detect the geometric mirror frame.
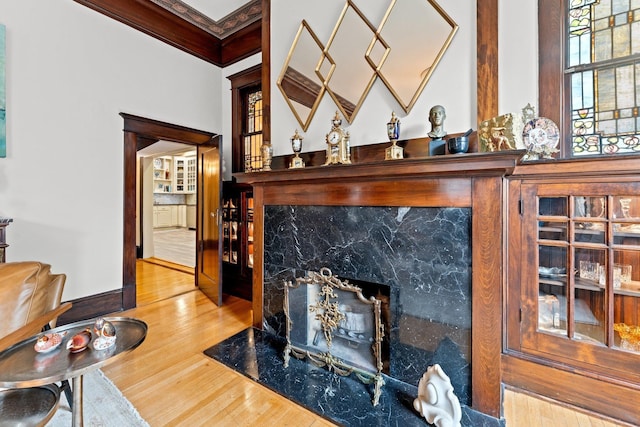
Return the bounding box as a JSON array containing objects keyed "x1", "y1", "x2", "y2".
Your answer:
[
  {"x1": 324, "y1": 1, "x2": 385, "y2": 123},
  {"x1": 277, "y1": 20, "x2": 331, "y2": 132},
  {"x1": 374, "y1": 0, "x2": 458, "y2": 113},
  {"x1": 278, "y1": 0, "x2": 459, "y2": 127}
]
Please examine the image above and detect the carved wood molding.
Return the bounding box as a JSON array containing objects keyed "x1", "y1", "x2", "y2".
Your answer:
[
  {"x1": 149, "y1": 0, "x2": 261, "y2": 38},
  {"x1": 73, "y1": 0, "x2": 261, "y2": 67}
]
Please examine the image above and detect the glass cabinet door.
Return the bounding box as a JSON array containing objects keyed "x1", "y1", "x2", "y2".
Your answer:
[
  {"x1": 245, "y1": 195, "x2": 254, "y2": 269},
  {"x1": 611, "y1": 195, "x2": 640, "y2": 352},
  {"x1": 222, "y1": 197, "x2": 239, "y2": 265},
  {"x1": 222, "y1": 188, "x2": 253, "y2": 273},
  {"x1": 529, "y1": 186, "x2": 640, "y2": 357}
]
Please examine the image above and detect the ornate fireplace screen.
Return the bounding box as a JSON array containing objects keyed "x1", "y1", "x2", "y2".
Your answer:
[{"x1": 283, "y1": 267, "x2": 385, "y2": 406}]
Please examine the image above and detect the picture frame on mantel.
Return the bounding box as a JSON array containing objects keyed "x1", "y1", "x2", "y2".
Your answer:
[{"x1": 0, "y1": 24, "x2": 5, "y2": 158}]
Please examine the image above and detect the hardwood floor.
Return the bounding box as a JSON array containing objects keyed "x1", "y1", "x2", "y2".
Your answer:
[
  {"x1": 152, "y1": 227, "x2": 195, "y2": 268},
  {"x1": 106, "y1": 266, "x2": 333, "y2": 426},
  {"x1": 503, "y1": 388, "x2": 626, "y2": 427},
  {"x1": 136, "y1": 259, "x2": 195, "y2": 306},
  {"x1": 99, "y1": 262, "x2": 627, "y2": 426}
]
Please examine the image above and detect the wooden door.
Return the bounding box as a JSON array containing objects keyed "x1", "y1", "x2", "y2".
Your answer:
[{"x1": 196, "y1": 139, "x2": 222, "y2": 306}]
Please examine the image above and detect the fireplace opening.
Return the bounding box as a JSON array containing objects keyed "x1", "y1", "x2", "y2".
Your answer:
[{"x1": 283, "y1": 268, "x2": 390, "y2": 405}]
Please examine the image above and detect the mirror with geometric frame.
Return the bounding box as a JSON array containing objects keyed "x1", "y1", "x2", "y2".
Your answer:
[
  {"x1": 276, "y1": 20, "x2": 331, "y2": 131},
  {"x1": 374, "y1": 0, "x2": 458, "y2": 113},
  {"x1": 278, "y1": 0, "x2": 459, "y2": 128}
]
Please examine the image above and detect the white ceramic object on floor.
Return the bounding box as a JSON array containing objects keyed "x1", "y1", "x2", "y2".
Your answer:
[{"x1": 413, "y1": 364, "x2": 462, "y2": 427}]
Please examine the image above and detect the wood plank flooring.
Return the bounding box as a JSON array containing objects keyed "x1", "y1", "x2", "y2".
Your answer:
[
  {"x1": 136, "y1": 259, "x2": 195, "y2": 306},
  {"x1": 152, "y1": 227, "x2": 195, "y2": 268},
  {"x1": 98, "y1": 261, "x2": 628, "y2": 426}
]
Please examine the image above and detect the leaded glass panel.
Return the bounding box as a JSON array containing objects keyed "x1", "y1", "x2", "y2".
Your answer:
[
  {"x1": 568, "y1": 0, "x2": 640, "y2": 156},
  {"x1": 243, "y1": 89, "x2": 263, "y2": 172}
]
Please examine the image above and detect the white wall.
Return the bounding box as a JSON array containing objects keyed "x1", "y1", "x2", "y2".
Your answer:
[
  {"x1": 0, "y1": 1, "x2": 222, "y2": 300},
  {"x1": 270, "y1": 0, "x2": 539, "y2": 156}
]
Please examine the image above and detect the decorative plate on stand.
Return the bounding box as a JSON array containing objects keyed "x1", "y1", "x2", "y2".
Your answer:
[{"x1": 522, "y1": 117, "x2": 560, "y2": 160}]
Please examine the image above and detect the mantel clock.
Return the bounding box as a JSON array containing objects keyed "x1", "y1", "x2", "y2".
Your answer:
[{"x1": 323, "y1": 111, "x2": 351, "y2": 165}]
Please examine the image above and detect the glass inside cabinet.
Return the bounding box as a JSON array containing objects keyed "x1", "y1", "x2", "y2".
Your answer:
[
  {"x1": 536, "y1": 194, "x2": 640, "y2": 353},
  {"x1": 222, "y1": 196, "x2": 239, "y2": 265},
  {"x1": 222, "y1": 184, "x2": 253, "y2": 272},
  {"x1": 246, "y1": 196, "x2": 254, "y2": 269},
  {"x1": 175, "y1": 158, "x2": 185, "y2": 192},
  {"x1": 222, "y1": 182, "x2": 254, "y2": 301}
]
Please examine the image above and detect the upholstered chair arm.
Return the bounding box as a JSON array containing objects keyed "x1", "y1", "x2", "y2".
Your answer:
[{"x1": 0, "y1": 302, "x2": 72, "y2": 352}]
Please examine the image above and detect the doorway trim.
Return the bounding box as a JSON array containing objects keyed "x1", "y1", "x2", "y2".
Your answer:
[{"x1": 122, "y1": 113, "x2": 217, "y2": 310}]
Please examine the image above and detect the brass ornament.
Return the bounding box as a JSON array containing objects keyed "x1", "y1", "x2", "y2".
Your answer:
[
  {"x1": 385, "y1": 111, "x2": 403, "y2": 160},
  {"x1": 283, "y1": 267, "x2": 385, "y2": 406},
  {"x1": 323, "y1": 112, "x2": 352, "y2": 166},
  {"x1": 289, "y1": 130, "x2": 305, "y2": 169}
]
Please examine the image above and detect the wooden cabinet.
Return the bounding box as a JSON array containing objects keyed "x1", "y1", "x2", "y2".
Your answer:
[
  {"x1": 173, "y1": 205, "x2": 181, "y2": 227},
  {"x1": 186, "y1": 205, "x2": 196, "y2": 229},
  {"x1": 153, "y1": 156, "x2": 172, "y2": 193},
  {"x1": 186, "y1": 157, "x2": 196, "y2": 193},
  {"x1": 153, "y1": 155, "x2": 196, "y2": 194},
  {"x1": 154, "y1": 206, "x2": 172, "y2": 228},
  {"x1": 0, "y1": 220, "x2": 11, "y2": 263},
  {"x1": 174, "y1": 157, "x2": 186, "y2": 192},
  {"x1": 152, "y1": 205, "x2": 186, "y2": 228},
  {"x1": 505, "y1": 157, "x2": 640, "y2": 425},
  {"x1": 222, "y1": 182, "x2": 253, "y2": 300}
]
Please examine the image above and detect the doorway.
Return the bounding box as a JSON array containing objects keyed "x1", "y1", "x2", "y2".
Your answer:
[
  {"x1": 121, "y1": 113, "x2": 222, "y2": 310},
  {"x1": 136, "y1": 141, "x2": 197, "y2": 304},
  {"x1": 137, "y1": 141, "x2": 196, "y2": 269}
]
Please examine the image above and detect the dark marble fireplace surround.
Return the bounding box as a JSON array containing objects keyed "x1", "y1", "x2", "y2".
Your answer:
[
  {"x1": 263, "y1": 205, "x2": 473, "y2": 402},
  {"x1": 212, "y1": 153, "x2": 522, "y2": 426},
  {"x1": 206, "y1": 203, "x2": 503, "y2": 426}
]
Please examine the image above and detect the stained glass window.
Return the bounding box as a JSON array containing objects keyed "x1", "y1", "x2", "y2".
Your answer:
[
  {"x1": 243, "y1": 89, "x2": 263, "y2": 171},
  {"x1": 568, "y1": 0, "x2": 640, "y2": 156}
]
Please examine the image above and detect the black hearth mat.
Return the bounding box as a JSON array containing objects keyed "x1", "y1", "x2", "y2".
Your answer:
[{"x1": 203, "y1": 327, "x2": 504, "y2": 427}]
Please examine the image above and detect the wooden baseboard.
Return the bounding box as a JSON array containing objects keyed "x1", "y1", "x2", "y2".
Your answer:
[
  {"x1": 502, "y1": 353, "x2": 640, "y2": 426},
  {"x1": 57, "y1": 289, "x2": 125, "y2": 325}
]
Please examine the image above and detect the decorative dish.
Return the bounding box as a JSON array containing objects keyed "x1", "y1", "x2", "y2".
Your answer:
[
  {"x1": 522, "y1": 117, "x2": 560, "y2": 160},
  {"x1": 93, "y1": 336, "x2": 116, "y2": 351},
  {"x1": 66, "y1": 328, "x2": 92, "y2": 353},
  {"x1": 34, "y1": 332, "x2": 64, "y2": 353}
]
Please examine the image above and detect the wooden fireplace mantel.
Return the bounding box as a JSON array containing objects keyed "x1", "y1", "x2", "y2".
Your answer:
[
  {"x1": 234, "y1": 150, "x2": 526, "y2": 186},
  {"x1": 237, "y1": 150, "x2": 526, "y2": 419}
]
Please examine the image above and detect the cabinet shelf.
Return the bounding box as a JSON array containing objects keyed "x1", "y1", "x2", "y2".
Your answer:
[
  {"x1": 152, "y1": 155, "x2": 196, "y2": 194},
  {"x1": 538, "y1": 276, "x2": 605, "y2": 292},
  {"x1": 540, "y1": 273, "x2": 640, "y2": 297},
  {"x1": 222, "y1": 182, "x2": 253, "y2": 301}
]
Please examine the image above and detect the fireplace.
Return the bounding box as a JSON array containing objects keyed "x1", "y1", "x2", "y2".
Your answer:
[
  {"x1": 235, "y1": 151, "x2": 522, "y2": 419},
  {"x1": 266, "y1": 204, "x2": 473, "y2": 404}
]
